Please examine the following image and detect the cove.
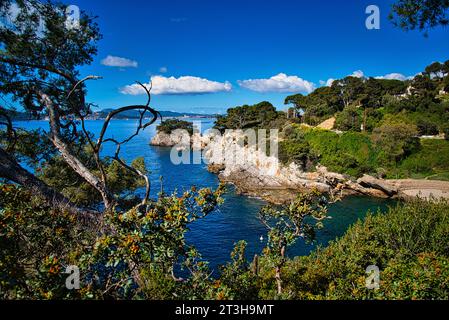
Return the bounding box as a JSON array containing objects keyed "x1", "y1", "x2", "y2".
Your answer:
[{"x1": 15, "y1": 119, "x2": 396, "y2": 274}]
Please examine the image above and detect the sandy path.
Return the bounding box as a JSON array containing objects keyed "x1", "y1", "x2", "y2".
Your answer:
[{"x1": 388, "y1": 179, "x2": 449, "y2": 200}]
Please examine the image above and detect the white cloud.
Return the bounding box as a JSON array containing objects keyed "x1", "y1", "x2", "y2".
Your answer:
[
  {"x1": 319, "y1": 71, "x2": 365, "y2": 87},
  {"x1": 237, "y1": 73, "x2": 315, "y2": 94},
  {"x1": 101, "y1": 55, "x2": 138, "y2": 68},
  {"x1": 320, "y1": 70, "x2": 413, "y2": 87},
  {"x1": 159, "y1": 67, "x2": 168, "y2": 73},
  {"x1": 350, "y1": 70, "x2": 365, "y2": 78},
  {"x1": 319, "y1": 78, "x2": 336, "y2": 87},
  {"x1": 121, "y1": 75, "x2": 232, "y2": 95},
  {"x1": 375, "y1": 73, "x2": 411, "y2": 81}
]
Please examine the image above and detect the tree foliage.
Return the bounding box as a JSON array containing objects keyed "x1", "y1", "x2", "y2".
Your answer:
[
  {"x1": 157, "y1": 119, "x2": 194, "y2": 135},
  {"x1": 214, "y1": 101, "x2": 283, "y2": 131},
  {"x1": 0, "y1": 183, "x2": 225, "y2": 299},
  {"x1": 389, "y1": 0, "x2": 449, "y2": 36}
]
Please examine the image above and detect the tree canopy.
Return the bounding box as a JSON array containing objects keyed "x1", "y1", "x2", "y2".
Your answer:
[
  {"x1": 214, "y1": 101, "x2": 283, "y2": 131},
  {"x1": 389, "y1": 0, "x2": 449, "y2": 36}
]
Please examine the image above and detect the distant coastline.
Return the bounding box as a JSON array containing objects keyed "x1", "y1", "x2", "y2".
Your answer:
[{"x1": 7, "y1": 109, "x2": 218, "y2": 121}]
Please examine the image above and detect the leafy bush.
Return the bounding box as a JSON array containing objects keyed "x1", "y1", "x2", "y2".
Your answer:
[
  {"x1": 278, "y1": 122, "x2": 449, "y2": 179},
  {"x1": 214, "y1": 102, "x2": 283, "y2": 131},
  {"x1": 304, "y1": 128, "x2": 376, "y2": 177},
  {"x1": 157, "y1": 119, "x2": 194, "y2": 135},
  {"x1": 395, "y1": 139, "x2": 449, "y2": 179},
  {"x1": 279, "y1": 126, "x2": 313, "y2": 169},
  {"x1": 417, "y1": 119, "x2": 439, "y2": 136},
  {"x1": 335, "y1": 106, "x2": 361, "y2": 132},
  {"x1": 371, "y1": 122, "x2": 420, "y2": 165},
  {"x1": 214, "y1": 198, "x2": 449, "y2": 300},
  {"x1": 0, "y1": 185, "x2": 90, "y2": 299},
  {"x1": 283, "y1": 198, "x2": 449, "y2": 300},
  {"x1": 0, "y1": 184, "x2": 225, "y2": 299}
]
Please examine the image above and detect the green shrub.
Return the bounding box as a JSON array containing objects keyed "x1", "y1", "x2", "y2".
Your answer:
[
  {"x1": 283, "y1": 198, "x2": 449, "y2": 300},
  {"x1": 304, "y1": 129, "x2": 376, "y2": 177},
  {"x1": 157, "y1": 119, "x2": 194, "y2": 135},
  {"x1": 335, "y1": 106, "x2": 361, "y2": 132},
  {"x1": 395, "y1": 139, "x2": 449, "y2": 179},
  {"x1": 0, "y1": 184, "x2": 225, "y2": 300},
  {"x1": 371, "y1": 122, "x2": 420, "y2": 165},
  {"x1": 442, "y1": 126, "x2": 449, "y2": 141},
  {"x1": 279, "y1": 127, "x2": 313, "y2": 169},
  {"x1": 417, "y1": 119, "x2": 439, "y2": 136}
]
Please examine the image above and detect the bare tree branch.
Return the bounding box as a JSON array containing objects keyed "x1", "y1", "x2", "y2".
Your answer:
[
  {"x1": 38, "y1": 91, "x2": 115, "y2": 211},
  {"x1": 94, "y1": 82, "x2": 160, "y2": 206}
]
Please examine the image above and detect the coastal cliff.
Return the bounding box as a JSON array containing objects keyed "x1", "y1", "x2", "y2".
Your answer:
[
  {"x1": 201, "y1": 131, "x2": 449, "y2": 203},
  {"x1": 150, "y1": 130, "x2": 187, "y2": 147},
  {"x1": 150, "y1": 130, "x2": 203, "y2": 150},
  {"x1": 150, "y1": 119, "x2": 196, "y2": 148}
]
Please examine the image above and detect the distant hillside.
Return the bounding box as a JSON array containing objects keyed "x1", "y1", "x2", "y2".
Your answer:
[
  {"x1": 3, "y1": 110, "x2": 35, "y2": 121},
  {"x1": 8, "y1": 109, "x2": 216, "y2": 120},
  {"x1": 96, "y1": 109, "x2": 216, "y2": 119}
]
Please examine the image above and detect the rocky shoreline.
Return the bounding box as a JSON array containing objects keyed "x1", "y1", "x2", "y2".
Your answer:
[
  {"x1": 208, "y1": 164, "x2": 395, "y2": 204},
  {"x1": 209, "y1": 164, "x2": 449, "y2": 204},
  {"x1": 203, "y1": 131, "x2": 449, "y2": 204},
  {"x1": 151, "y1": 130, "x2": 449, "y2": 204}
]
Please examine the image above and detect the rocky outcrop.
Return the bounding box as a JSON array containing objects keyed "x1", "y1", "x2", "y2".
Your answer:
[
  {"x1": 150, "y1": 130, "x2": 202, "y2": 150},
  {"x1": 207, "y1": 164, "x2": 225, "y2": 174},
  {"x1": 201, "y1": 131, "x2": 399, "y2": 203},
  {"x1": 150, "y1": 129, "x2": 449, "y2": 203},
  {"x1": 357, "y1": 175, "x2": 398, "y2": 197},
  {"x1": 150, "y1": 131, "x2": 186, "y2": 147}
]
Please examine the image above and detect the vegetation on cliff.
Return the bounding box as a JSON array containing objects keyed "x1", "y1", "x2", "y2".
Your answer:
[
  {"x1": 156, "y1": 119, "x2": 194, "y2": 135},
  {"x1": 214, "y1": 101, "x2": 286, "y2": 132},
  {"x1": 215, "y1": 61, "x2": 449, "y2": 181}
]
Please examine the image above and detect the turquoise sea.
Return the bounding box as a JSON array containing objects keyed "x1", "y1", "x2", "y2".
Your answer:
[{"x1": 15, "y1": 119, "x2": 396, "y2": 273}]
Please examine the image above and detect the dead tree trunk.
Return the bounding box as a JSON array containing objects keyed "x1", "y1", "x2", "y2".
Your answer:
[{"x1": 39, "y1": 92, "x2": 115, "y2": 211}]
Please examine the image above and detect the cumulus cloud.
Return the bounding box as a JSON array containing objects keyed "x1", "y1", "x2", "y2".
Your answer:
[
  {"x1": 159, "y1": 66, "x2": 168, "y2": 73},
  {"x1": 120, "y1": 75, "x2": 232, "y2": 95},
  {"x1": 319, "y1": 78, "x2": 336, "y2": 87},
  {"x1": 237, "y1": 73, "x2": 315, "y2": 94},
  {"x1": 350, "y1": 70, "x2": 365, "y2": 78},
  {"x1": 101, "y1": 55, "x2": 138, "y2": 68},
  {"x1": 320, "y1": 70, "x2": 413, "y2": 87},
  {"x1": 375, "y1": 73, "x2": 411, "y2": 81}
]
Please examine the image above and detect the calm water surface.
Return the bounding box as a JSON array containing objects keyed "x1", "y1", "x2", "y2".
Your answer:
[{"x1": 15, "y1": 119, "x2": 396, "y2": 273}]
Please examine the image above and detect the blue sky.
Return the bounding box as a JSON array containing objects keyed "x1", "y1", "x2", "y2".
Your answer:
[{"x1": 69, "y1": 0, "x2": 449, "y2": 114}]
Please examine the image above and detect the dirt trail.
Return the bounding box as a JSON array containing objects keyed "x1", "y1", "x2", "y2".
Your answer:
[{"x1": 388, "y1": 179, "x2": 449, "y2": 200}]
